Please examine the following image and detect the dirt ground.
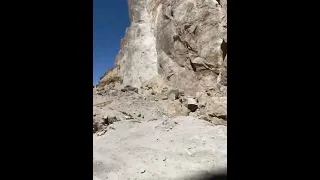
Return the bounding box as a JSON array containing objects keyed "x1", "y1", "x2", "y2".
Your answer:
[{"x1": 93, "y1": 89, "x2": 227, "y2": 179}]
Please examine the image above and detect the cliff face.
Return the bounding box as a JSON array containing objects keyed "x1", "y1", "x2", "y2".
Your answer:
[{"x1": 98, "y1": 0, "x2": 227, "y2": 96}]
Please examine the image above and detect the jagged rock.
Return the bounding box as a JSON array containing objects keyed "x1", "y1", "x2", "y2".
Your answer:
[
  {"x1": 121, "y1": 85, "x2": 138, "y2": 93},
  {"x1": 173, "y1": 99, "x2": 189, "y2": 116},
  {"x1": 186, "y1": 97, "x2": 198, "y2": 112},
  {"x1": 208, "y1": 105, "x2": 227, "y2": 120},
  {"x1": 92, "y1": 122, "x2": 100, "y2": 133},
  {"x1": 141, "y1": 75, "x2": 170, "y2": 96},
  {"x1": 210, "y1": 117, "x2": 227, "y2": 125},
  {"x1": 96, "y1": 0, "x2": 227, "y2": 97},
  {"x1": 162, "y1": 96, "x2": 168, "y2": 100},
  {"x1": 93, "y1": 116, "x2": 106, "y2": 133},
  {"x1": 205, "y1": 97, "x2": 227, "y2": 120},
  {"x1": 102, "y1": 109, "x2": 122, "y2": 125}
]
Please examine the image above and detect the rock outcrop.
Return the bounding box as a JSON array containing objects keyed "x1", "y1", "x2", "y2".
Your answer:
[
  {"x1": 98, "y1": 0, "x2": 227, "y2": 97},
  {"x1": 95, "y1": 0, "x2": 227, "y2": 128}
]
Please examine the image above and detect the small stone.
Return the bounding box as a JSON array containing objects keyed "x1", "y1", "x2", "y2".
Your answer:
[
  {"x1": 184, "y1": 148, "x2": 193, "y2": 156},
  {"x1": 187, "y1": 97, "x2": 198, "y2": 112},
  {"x1": 163, "y1": 158, "x2": 166, "y2": 161},
  {"x1": 108, "y1": 125, "x2": 115, "y2": 130},
  {"x1": 140, "y1": 169, "x2": 146, "y2": 173},
  {"x1": 109, "y1": 90, "x2": 117, "y2": 96},
  {"x1": 162, "y1": 96, "x2": 168, "y2": 100},
  {"x1": 138, "y1": 114, "x2": 141, "y2": 117},
  {"x1": 97, "y1": 129, "x2": 107, "y2": 136}
]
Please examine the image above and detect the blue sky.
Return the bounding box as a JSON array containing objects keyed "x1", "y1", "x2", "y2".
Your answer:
[{"x1": 93, "y1": 0, "x2": 130, "y2": 85}]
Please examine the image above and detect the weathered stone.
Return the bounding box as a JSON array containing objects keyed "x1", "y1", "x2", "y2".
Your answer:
[
  {"x1": 173, "y1": 99, "x2": 189, "y2": 116},
  {"x1": 93, "y1": 119, "x2": 105, "y2": 134},
  {"x1": 121, "y1": 85, "x2": 138, "y2": 93},
  {"x1": 102, "y1": 110, "x2": 121, "y2": 125},
  {"x1": 109, "y1": 89, "x2": 117, "y2": 96},
  {"x1": 186, "y1": 97, "x2": 198, "y2": 112},
  {"x1": 210, "y1": 117, "x2": 227, "y2": 125},
  {"x1": 161, "y1": 96, "x2": 168, "y2": 100},
  {"x1": 96, "y1": 0, "x2": 227, "y2": 98},
  {"x1": 205, "y1": 97, "x2": 227, "y2": 120},
  {"x1": 208, "y1": 105, "x2": 227, "y2": 120},
  {"x1": 167, "y1": 89, "x2": 179, "y2": 101}
]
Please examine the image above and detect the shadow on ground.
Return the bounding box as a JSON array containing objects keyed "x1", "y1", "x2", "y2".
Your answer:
[{"x1": 179, "y1": 168, "x2": 227, "y2": 180}]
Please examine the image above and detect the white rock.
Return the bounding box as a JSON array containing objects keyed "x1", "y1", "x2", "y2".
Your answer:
[
  {"x1": 187, "y1": 97, "x2": 198, "y2": 112},
  {"x1": 96, "y1": 0, "x2": 227, "y2": 96},
  {"x1": 184, "y1": 148, "x2": 193, "y2": 156}
]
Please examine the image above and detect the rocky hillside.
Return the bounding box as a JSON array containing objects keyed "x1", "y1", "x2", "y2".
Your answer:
[
  {"x1": 93, "y1": 0, "x2": 227, "y2": 179},
  {"x1": 96, "y1": 0, "x2": 227, "y2": 123}
]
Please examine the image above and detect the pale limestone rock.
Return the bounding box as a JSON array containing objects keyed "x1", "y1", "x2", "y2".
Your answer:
[
  {"x1": 187, "y1": 97, "x2": 198, "y2": 112},
  {"x1": 97, "y1": 0, "x2": 227, "y2": 97}
]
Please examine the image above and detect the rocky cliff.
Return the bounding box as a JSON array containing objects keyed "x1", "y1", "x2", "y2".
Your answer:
[
  {"x1": 93, "y1": 1, "x2": 227, "y2": 178},
  {"x1": 98, "y1": 0, "x2": 227, "y2": 97}
]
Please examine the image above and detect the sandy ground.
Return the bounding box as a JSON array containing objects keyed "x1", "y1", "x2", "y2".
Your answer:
[{"x1": 93, "y1": 116, "x2": 227, "y2": 180}]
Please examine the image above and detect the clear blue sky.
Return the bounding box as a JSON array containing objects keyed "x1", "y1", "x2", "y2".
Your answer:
[{"x1": 93, "y1": 0, "x2": 130, "y2": 85}]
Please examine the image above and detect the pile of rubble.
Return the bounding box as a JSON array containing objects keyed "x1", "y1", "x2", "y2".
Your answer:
[{"x1": 93, "y1": 76, "x2": 226, "y2": 134}]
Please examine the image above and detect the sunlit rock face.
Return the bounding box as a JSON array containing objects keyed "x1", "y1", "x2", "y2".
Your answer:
[{"x1": 98, "y1": 0, "x2": 227, "y2": 97}]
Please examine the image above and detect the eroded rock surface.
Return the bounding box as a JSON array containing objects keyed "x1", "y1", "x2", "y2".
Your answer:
[{"x1": 97, "y1": 0, "x2": 227, "y2": 97}]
